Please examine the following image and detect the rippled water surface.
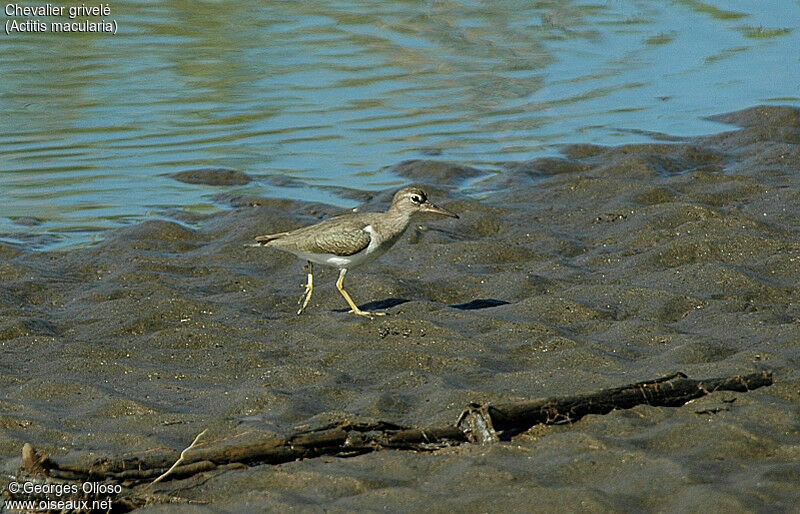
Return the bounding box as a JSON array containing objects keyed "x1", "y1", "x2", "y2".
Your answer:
[{"x1": 2, "y1": 0, "x2": 798, "y2": 248}]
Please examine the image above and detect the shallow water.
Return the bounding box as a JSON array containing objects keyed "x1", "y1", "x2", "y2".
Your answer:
[{"x1": 2, "y1": 0, "x2": 798, "y2": 248}]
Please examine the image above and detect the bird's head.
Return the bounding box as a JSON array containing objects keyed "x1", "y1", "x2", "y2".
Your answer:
[{"x1": 391, "y1": 186, "x2": 459, "y2": 218}]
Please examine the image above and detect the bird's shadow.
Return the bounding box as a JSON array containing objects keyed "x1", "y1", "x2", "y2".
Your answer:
[
  {"x1": 450, "y1": 298, "x2": 509, "y2": 310},
  {"x1": 333, "y1": 298, "x2": 410, "y2": 313},
  {"x1": 332, "y1": 297, "x2": 509, "y2": 313}
]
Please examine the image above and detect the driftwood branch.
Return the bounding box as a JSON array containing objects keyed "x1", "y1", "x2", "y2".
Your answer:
[
  {"x1": 10, "y1": 370, "x2": 772, "y2": 510},
  {"x1": 456, "y1": 370, "x2": 772, "y2": 443}
]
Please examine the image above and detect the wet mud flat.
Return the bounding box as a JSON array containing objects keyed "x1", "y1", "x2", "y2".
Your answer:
[{"x1": 1, "y1": 106, "x2": 799, "y2": 511}]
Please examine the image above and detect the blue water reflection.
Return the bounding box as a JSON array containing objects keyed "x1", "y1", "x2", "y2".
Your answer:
[{"x1": 1, "y1": 0, "x2": 797, "y2": 248}]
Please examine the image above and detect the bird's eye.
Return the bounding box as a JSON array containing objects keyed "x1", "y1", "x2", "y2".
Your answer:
[{"x1": 411, "y1": 195, "x2": 422, "y2": 204}]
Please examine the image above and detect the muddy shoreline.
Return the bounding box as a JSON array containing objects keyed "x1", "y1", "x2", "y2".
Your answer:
[{"x1": 2, "y1": 106, "x2": 799, "y2": 511}]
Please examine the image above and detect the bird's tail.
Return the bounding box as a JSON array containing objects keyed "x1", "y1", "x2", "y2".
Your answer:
[{"x1": 244, "y1": 233, "x2": 286, "y2": 248}]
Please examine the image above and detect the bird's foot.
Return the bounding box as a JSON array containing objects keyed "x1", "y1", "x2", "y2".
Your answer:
[
  {"x1": 348, "y1": 308, "x2": 387, "y2": 319},
  {"x1": 296, "y1": 283, "x2": 313, "y2": 315}
]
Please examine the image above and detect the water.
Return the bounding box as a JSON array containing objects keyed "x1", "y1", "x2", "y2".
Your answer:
[{"x1": 1, "y1": 0, "x2": 798, "y2": 249}]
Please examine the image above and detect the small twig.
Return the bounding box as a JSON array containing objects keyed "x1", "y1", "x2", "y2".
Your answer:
[{"x1": 150, "y1": 429, "x2": 208, "y2": 487}]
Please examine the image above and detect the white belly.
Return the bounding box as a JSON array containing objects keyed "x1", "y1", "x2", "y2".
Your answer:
[{"x1": 289, "y1": 248, "x2": 377, "y2": 268}]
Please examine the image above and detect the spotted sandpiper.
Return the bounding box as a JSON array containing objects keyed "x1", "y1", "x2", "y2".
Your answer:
[{"x1": 248, "y1": 186, "x2": 458, "y2": 318}]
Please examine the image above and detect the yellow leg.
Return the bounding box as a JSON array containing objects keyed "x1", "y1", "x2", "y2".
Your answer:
[
  {"x1": 297, "y1": 261, "x2": 313, "y2": 315},
  {"x1": 336, "y1": 268, "x2": 386, "y2": 319}
]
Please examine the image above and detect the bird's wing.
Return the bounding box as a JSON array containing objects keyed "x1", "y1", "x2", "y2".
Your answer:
[
  {"x1": 263, "y1": 214, "x2": 375, "y2": 256},
  {"x1": 309, "y1": 217, "x2": 373, "y2": 256}
]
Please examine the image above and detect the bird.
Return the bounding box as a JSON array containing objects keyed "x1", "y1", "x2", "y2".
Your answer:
[{"x1": 247, "y1": 186, "x2": 458, "y2": 318}]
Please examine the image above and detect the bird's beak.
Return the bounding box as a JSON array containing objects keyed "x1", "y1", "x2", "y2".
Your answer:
[{"x1": 422, "y1": 202, "x2": 459, "y2": 219}]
